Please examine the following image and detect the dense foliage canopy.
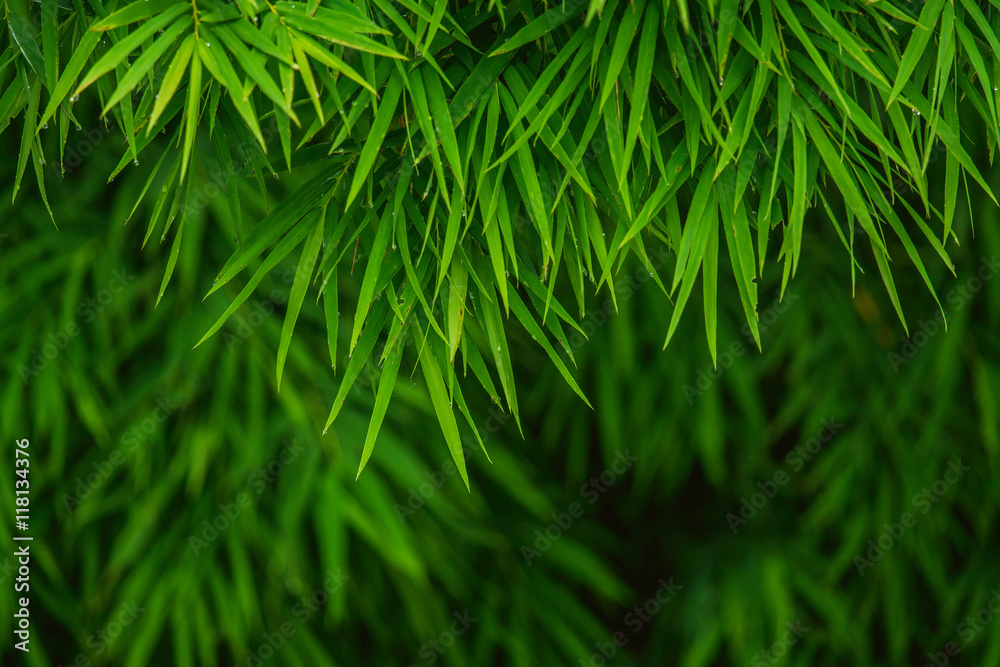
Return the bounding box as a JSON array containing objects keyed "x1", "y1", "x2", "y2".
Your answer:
[{"x1": 4, "y1": 0, "x2": 998, "y2": 478}]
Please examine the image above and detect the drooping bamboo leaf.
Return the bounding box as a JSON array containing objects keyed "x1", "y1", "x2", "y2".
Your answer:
[
  {"x1": 76, "y1": 4, "x2": 190, "y2": 94},
  {"x1": 357, "y1": 336, "x2": 403, "y2": 478},
  {"x1": 345, "y1": 69, "x2": 402, "y2": 209},
  {"x1": 276, "y1": 215, "x2": 324, "y2": 391}
]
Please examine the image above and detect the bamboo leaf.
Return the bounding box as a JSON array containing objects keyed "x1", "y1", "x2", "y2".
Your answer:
[
  {"x1": 346, "y1": 70, "x2": 402, "y2": 209},
  {"x1": 349, "y1": 209, "x2": 395, "y2": 356},
  {"x1": 357, "y1": 336, "x2": 403, "y2": 478},
  {"x1": 76, "y1": 4, "x2": 190, "y2": 94},
  {"x1": 276, "y1": 215, "x2": 324, "y2": 391},
  {"x1": 412, "y1": 318, "x2": 470, "y2": 490}
]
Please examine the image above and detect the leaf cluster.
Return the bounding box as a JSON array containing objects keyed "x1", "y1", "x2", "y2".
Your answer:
[{"x1": 2, "y1": 0, "x2": 996, "y2": 477}]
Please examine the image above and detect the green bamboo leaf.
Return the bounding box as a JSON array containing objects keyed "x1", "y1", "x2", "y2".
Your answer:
[
  {"x1": 208, "y1": 171, "x2": 341, "y2": 299},
  {"x1": 306, "y1": 2, "x2": 390, "y2": 36},
  {"x1": 482, "y1": 196, "x2": 509, "y2": 311},
  {"x1": 421, "y1": 0, "x2": 449, "y2": 54},
  {"x1": 345, "y1": 70, "x2": 402, "y2": 209},
  {"x1": 323, "y1": 269, "x2": 339, "y2": 371},
  {"x1": 665, "y1": 188, "x2": 716, "y2": 349},
  {"x1": 871, "y1": 239, "x2": 908, "y2": 335},
  {"x1": 411, "y1": 319, "x2": 470, "y2": 490},
  {"x1": 227, "y1": 18, "x2": 293, "y2": 65},
  {"x1": 798, "y1": 0, "x2": 888, "y2": 86},
  {"x1": 349, "y1": 209, "x2": 395, "y2": 356},
  {"x1": 672, "y1": 166, "x2": 716, "y2": 292},
  {"x1": 496, "y1": 85, "x2": 553, "y2": 264},
  {"x1": 472, "y1": 249, "x2": 520, "y2": 433},
  {"x1": 507, "y1": 289, "x2": 591, "y2": 408},
  {"x1": 194, "y1": 212, "x2": 319, "y2": 348},
  {"x1": 41, "y1": 0, "x2": 58, "y2": 91},
  {"x1": 90, "y1": 0, "x2": 186, "y2": 30},
  {"x1": 436, "y1": 189, "x2": 464, "y2": 298},
  {"x1": 357, "y1": 337, "x2": 403, "y2": 478},
  {"x1": 147, "y1": 33, "x2": 194, "y2": 133},
  {"x1": 103, "y1": 18, "x2": 191, "y2": 116},
  {"x1": 943, "y1": 150, "x2": 959, "y2": 243},
  {"x1": 126, "y1": 147, "x2": 171, "y2": 224},
  {"x1": 279, "y1": 11, "x2": 403, "y2": 59},
  {"x1": 599, "y1": 0, "x2": 644, "y2": 109},
  {"x1": 490, "y1": 0, "x2": 588, "y2": 55},
  {"x1": 13, "y1": 73, "x2": 41, "y2": 207},
  {"x1": 76, "y1": 4, "x2": 190, "y2": 94},
  {"x1": 499, "y1": 30, "x2": 589, "y2": 143},
  {"x1": 720, "y1": 199, "x2": 761, "y2": 350},
  {"x1": 179, "y1": 49, "x2": 202, "y2": 179},
  {"x1": 886, "y1": 0, "x2": 947, "y2": 106},
  {"x1": 702, "y1": 213, "x2": 719, "y2": 367},
  {"x1": 622, "y1": 3, "x2": 658, "y2": 187},
  {"x1": 789, "y1": 119, "x2": 807, "y2": 274},
  {"x1": 770, "y1": 0, "x2": 849, "y2": 112},
  {"x1": 446, "y1": 254, "x2": 468, "y2": 365},
  {"x1": 277, "y1": 216, "x2": 324, "y2": 391},
  {"x1": 8, "y1": 14, "x2": 46, "y2": 81},
  {"x1": 37, "y1": 29, "x2": 101, "y2": 130},
  {"x1": 156, "y1": 217, "x2": 185, "y2": 306},
  {"x1": 459, "y1": 320, "x2": 501, "y2": 403},
  {"x1": 210, "y1": 125, "x2": 243, "y2": 248},
  {"x1": 200, "y1": 3, "x2": 241, "y2": 22},
  {"x1": 799, "y1": 110, "x2": 886, "y2": 254},
  {"x1": 422, "y1": 66, "x2": 465, "y2": 194},
  {"x1": 212, "y1": 24, "x2": 298, "y2": 121},
  {"x1": 406, "y1": 67, "x2": 450, "y2": 200},
  {"x1": 288, "y1": 29, "x2": 376, "y2": 96},
  {"x1": 494, "y1": 67, "x2": 595, "y2": 203},
  {"x1": 289, "y1": 35, "x2": 323, "y2": 123},
  {"x1": 324, "y1": 299, "x2": 392, "y2": 431},
  {"x1": 451, "y1": 380, "x2": 492, "y2": 463}
]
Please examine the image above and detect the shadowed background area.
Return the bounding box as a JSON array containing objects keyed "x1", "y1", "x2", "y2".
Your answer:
[{"x1": 1, "y1": 93, "x2": 999, "y2": 667}]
